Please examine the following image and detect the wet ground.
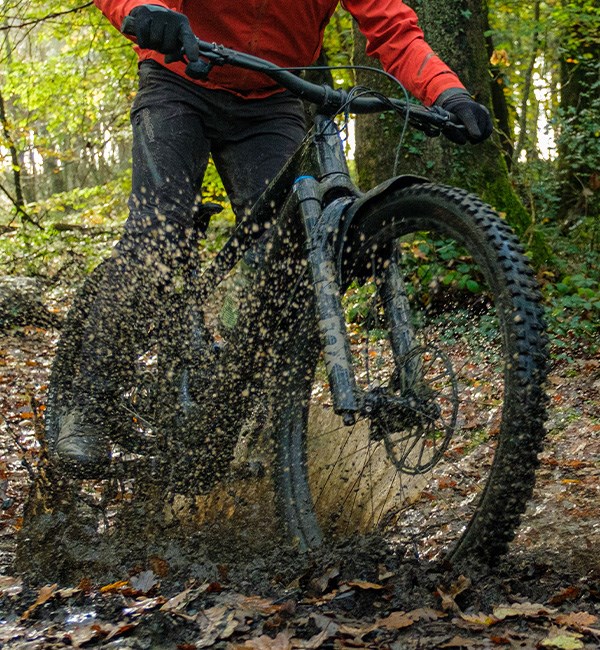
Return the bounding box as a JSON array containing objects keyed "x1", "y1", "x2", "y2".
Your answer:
[{"x1": 1, "y1": 325, "x2": 599, "y2": 648}]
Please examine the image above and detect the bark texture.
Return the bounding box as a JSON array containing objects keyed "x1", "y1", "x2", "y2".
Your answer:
[{"x1": 352, "y1": 0, "x2": 547, "y2": 262}]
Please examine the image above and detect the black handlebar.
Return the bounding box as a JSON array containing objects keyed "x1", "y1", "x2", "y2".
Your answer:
[{"x1": 121, "y1": 15, "x2": 464, "y2": 139}]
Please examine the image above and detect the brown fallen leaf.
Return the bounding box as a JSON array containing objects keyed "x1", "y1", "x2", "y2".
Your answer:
[
  {"x1": 20, "y1": 583, "x2": 58, "y2": 620},
  {"x1": 161, "y1": 583, "x2": 210, "y2": 614},
  {"x1": 554, "y1": 612, "x2": 599, "y2": 630},
  {"x1": 104, "y1": 622, "x2": 139, "y2": 641},
  {"x1": 123, "y1": 596, "x2": 166, "y2": 616},
  {"x1": 493, "y1": 602, "x2": 555, "y2": 621},
  {"x1": 65, "y1": 624, "x2": 104, "y2": 647},
  {"x1": 149, "y1": 555, "x2": 170, "y2": 577},
  {"x1": 230, "y1": 593, "x2": 296, "y2": 618},
  {"x1": 338, "y1": 622, "x2": 377, "y2": 638},
  {"x1": 343, "y1": 580, "x2": 384, "y2": 591},
  {"x1": 407, "y1": 607, "x2": 446, "y2": 623},
  {"x1": 56, "y1": 586, "x2": 82, "y2": 599},
  {"x1": 196, "y1": 605, "x2": 243, "y2": 648},
  {"x1": 490, "y1": 635, "x2": 512, "y2": 645},
  {"x1": 459, "y1": 611, "x2": 499, "y2": 627},
  {"x1": 77, "y1": 577, "x2": 93, "y2": 594},
  {"x1": 301, "y1": 590, "x2": 341, "y2": 605},
  {"x1": 375, "y1": 611, "x2": 414, "y2": 630},
  {"x1": 437, "y1": 575, "x2": 471, "y2": 613},
  {"x1": 236, "y1": 631, "x2": 292, "y2": 650},
  {"x1": 549, "y1": 586, "x2": 582, "y2": 606}
]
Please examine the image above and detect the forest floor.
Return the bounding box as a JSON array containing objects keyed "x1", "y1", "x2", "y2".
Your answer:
[{"x1": 1, "y1": 320, "x2": 599, "y2": 649}]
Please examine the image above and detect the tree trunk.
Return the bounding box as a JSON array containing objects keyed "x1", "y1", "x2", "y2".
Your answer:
[
  {"x1": 512, "y1": 0, "x2": 542, "y2": 168},
  {"x1": 352, "y1": 0, "x2": 548, "y2": 263},
  {"x1": 555, "y1": 0, "x2": 600, "y2": 229},
  {"x1": 485, "y1": 14, "x2": 513, "y2": 170},
  {"x1": 0, "y1": 88, "x2": 28, "y2": 220}
]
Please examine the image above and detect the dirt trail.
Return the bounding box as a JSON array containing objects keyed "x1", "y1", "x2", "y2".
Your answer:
[{"x1": 1, "y1": 325, "x2": 599, "y2": 648}]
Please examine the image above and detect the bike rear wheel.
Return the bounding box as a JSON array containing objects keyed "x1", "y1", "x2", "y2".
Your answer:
[
  {"x1": 274, "y1": 183, "x2": 548, "y2": 565},
  {"x1": 20, "y1": 252, "x2": 277, "y2": 581}
]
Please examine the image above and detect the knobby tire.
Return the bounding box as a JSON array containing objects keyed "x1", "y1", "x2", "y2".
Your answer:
[{"x1": 273, "y1": 183, "x2": 548, "y2": 566}]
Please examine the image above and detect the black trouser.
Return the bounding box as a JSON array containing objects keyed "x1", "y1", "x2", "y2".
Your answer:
[{"x1": 79, "y1": 61, "x2": 306, "y2": 395}]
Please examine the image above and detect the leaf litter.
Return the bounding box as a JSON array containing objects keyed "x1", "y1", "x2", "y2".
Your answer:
[{"x1": 1, "y1": 312, "x2": 600, "y2": 647}]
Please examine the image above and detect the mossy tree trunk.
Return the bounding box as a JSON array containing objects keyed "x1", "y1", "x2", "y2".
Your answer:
[{"x1": 352, "y1": 0, "x2": 549, "y2": 264}]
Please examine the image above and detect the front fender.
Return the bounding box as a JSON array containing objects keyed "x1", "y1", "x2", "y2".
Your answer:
[{"x1": 337, "y1": 175, "x2": 428, "y2": 279}]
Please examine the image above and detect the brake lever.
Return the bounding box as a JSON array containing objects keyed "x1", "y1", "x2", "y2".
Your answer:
[
  {"x1": 181, "y1": 41, "x2": 229, "y2": 79},
  {"x1": 428, "y1": 105, "x2": 466, "y2": 140},
  {"x1": 184, "y1": 58, "x2": 214, "y2": 79}
]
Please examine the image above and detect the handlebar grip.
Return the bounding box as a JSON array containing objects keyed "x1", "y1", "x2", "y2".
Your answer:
[{"x1": 121, "y1": 15, "x2": 137, "y2": 36}]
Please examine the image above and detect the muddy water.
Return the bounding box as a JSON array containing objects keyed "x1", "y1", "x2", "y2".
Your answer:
[{"x1": 306, "y1": 405, "x2": 428, "y2": 533}]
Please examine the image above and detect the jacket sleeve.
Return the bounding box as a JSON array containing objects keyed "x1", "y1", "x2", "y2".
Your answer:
[
  {"x1": 93, "y1": 0, "x2": 169, "y2": 35},
  {"x1": 342, "y1": 0, "x2": 465, "y2": 106}
]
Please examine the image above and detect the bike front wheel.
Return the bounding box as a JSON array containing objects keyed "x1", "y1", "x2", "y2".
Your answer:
[{"x1": 274, "y1": 183, "x2": 548, "y2": 565}]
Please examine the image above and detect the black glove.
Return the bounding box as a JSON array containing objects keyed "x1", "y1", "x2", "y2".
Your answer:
[
  {"x1": 435, "y1": 89, "x2": 493, "y2": 145},
  {"x1": 123, "y1": 5, "x2": 199, "y2": 64}
]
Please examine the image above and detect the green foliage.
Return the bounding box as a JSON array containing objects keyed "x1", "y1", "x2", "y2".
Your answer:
[
  {"x1": 0, "y1": 0, "x2": 231, "y2": 275},
  {"x1": 344, "y1": 282, "x2": 377, "y2": 323},
  {"x1": 552, "y1": 0, "x2": 600, "y2": 54},
  {"x1": 202, "y1": 158, "x2": 229, "y2": 206},
  {"x1": 343, "y1": 237, "x2": 486, "y2": 331},
  {"x1": 322, "y1": 7, "x2": 353, "y2": 85},
  {"x1": 554, "y1": 58, "x2": 600, "y2": 219},
  {"x1": 343, "y1": 235, "x2": 598, "y2": 364},
  {"x1": 543, "y1": 243, "x2": 600, "y2": 360},
  {"x1": 400, "y1": 238, "x2": 484, "y2": 301},
  {"x1": 556, "y1": 94, "x2": 600, "y2": 188},
  {"x1": 485, "y1": 0, "x2": 600, "y2": 356},
  {"x1": 0, "y1": 173, "x2": 130, "y2": 278},
  {"x1": 1, "y1": 1, "x2": 137, "y2": 203},
  {"x1": 553, "y1": 274, "x2": 600, "y2": 311}
]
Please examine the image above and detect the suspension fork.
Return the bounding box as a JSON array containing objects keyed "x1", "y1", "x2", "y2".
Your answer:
[
  {"x1": 379, "y1": 251, "x2": 422, "y2": 390},
  {"x1": 294, "y1": 175, "x2": 359, "y2": 425}
]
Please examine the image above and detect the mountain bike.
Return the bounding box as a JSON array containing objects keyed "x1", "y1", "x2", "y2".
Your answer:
[{"x1": 20, "y1": 36, "x2": 547, "y2": 577}]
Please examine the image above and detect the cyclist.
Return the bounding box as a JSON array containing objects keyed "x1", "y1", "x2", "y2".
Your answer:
[{"x1": 53, "y1": 0, "x2": 493, "y2": 476}]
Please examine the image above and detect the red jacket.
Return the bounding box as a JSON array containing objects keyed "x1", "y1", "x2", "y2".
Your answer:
[{"x1": 94, "y1": 0, "x2": 465, "y2": 105}]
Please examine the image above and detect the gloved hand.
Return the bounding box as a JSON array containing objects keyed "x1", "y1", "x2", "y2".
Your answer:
[
  {"x1": 123, "y1": 5, "x2": 199, "y2": 64},
  {"x1": 435, "y1": 89, "x2": 493, "y2": 145}
]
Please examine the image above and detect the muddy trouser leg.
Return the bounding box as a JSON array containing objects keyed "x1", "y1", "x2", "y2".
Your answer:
[{"x1": 76, "y1": 70, "x2": 212, "y2": 411}]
